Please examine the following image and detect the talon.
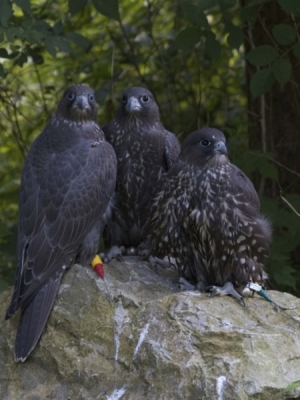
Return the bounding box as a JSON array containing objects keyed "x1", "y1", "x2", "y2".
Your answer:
[{"x1": 205, "y1": 282, "x2": 245, "y2": 306}]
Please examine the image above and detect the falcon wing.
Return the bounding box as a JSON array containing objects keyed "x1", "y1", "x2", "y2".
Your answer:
[
  {"x1": 6, "y1": 135, "x2": 116, "y2": 317},
  {"x1": 164, "y1": 130, "x2": 181, "y2": 170}
]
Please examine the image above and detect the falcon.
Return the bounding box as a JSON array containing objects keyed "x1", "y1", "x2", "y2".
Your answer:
[
  {"x1": 102, "y1": 86, "x2": 180, "y2": 260},
  {"x1": 142, "y1": 127, "x2": 271, "y2": 301},
  {"x1": 5, "y1": 85, "x2": 117, "y2": 361}
]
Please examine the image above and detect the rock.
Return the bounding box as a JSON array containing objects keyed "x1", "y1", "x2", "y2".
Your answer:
[{"x1": 1, "y1": 257, "x2": 300, "y2": 400}]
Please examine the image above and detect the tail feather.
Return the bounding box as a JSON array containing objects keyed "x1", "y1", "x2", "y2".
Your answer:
[{"x1": 14, "y1": 268, "x2": 64, "y2": 362}]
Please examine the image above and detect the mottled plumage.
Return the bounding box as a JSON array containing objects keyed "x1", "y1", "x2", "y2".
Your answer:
[
  {"x1": 143, "y1": 127, "x2": 271, "y2": 298},
  {"x1": 6, "y1": 85, "x2": 117, "y2": 361},
  {"x1": 102, "y1": 87, "x2": 180, "y2": 258}
]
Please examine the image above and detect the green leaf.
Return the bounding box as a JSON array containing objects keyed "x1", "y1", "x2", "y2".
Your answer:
[
  {"x1": 66, "y1": 32, "x2": 92, "y2": 50},
  {"x1": 246, "y1": 45, "x2": 279, "y2": 66},
  {"x1": 240, "y1": 6, "x2": 258, "y2": 23},
  {"x1": 226, "y1": 23, "x2": 244, "y2": 49},
  {"x1": 13, "y1": 0, "x2": 31, "y2": 14},
  {"x1": 174, "y1": 28, "x2": 201, "y2": 50},
  {"x1": 0, "y1": 0, "x2": 12, "y2": 27},
  {"x1": 92, "y1": 0, "x2": 120, "y2": 21},
  {"x1": 197, "y1": 0, "x2": 218, "y2": 11},
  {"x1": 69, "y1": 0, "x2": 88, "y2": 15},
  {"x1": 206, "y1": 33, "x2": 221, "y2": 60},
  {"x1": 14, "y1": 52, "x2": 27, "y2": 67},
  {"x1": 48, "y1": 36, "x2": 73, "y2": 53},
  {"x1": 293, "y1": 43, "x2": 300, "y2": 60},
  {"x1": 284, "y1": 380, "x2": 300, "y2": 392},
  {"x1": 180, "y1": 3, "x2": 208, "y2": 28},
  {"x1": 272, "y1": 23, "x2": 296, "y2": 46},
  {"x1": 278, "y1": 0, "x2": 300, "y2": 13},
  {"x1": 53, "y1": 21, "x2": 64, "y2": 35},
  {"x1": 0, "y1": 64, "x2": 4, "y2": 77},
  {"x1": 45, "y1": 38, "x2": 57, "y2": 57},
  {"x1": 250, "y1": 68, "x2": 275, "y2": 98},
  {"x1": 272, "y1": 58, "x2": 291, "y2": 86},
  {"x1": 0, "y1": 48, "x2": 9, "y2": 58}
]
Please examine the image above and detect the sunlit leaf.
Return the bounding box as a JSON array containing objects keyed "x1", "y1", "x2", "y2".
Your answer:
[
  {"x1": 284, "y1": 380, "x2": 300, "y2": 392},
  {"x1": 272, "y1": 58, "x2": 291, "y2": 86},
  {"x1": 246, "y1": 45, "x2": 279, "y2": 66},
  {"x1": 13, "y1": 0, "x2": 31, "y2": 14}
]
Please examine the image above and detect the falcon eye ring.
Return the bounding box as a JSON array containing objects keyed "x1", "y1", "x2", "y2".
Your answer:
[
  {"x1": 67, "y1": 92, "x2": 75, "y2": 101},
  {"x1": 88, "y1": 94, "x2": 94, "y2": 101},
  {"x1": 200, "y1": 139, "x2": 211, "y2": 147},
  {"x1": 122, "y1": 95, "x2": 127, "y2": 104},
  {"x1": 141, "y1": 95, "x2": 149, "y2": 103}
]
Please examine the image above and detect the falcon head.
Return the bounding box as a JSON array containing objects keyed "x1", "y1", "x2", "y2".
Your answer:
[
  {"x1": 117, "y1": 87, "x2": 160, "y2": 125},
  {"x1": 56, "y1": 85, "x2": 97, "y2": 123},
  {"x1": 180, "y1": 127, "x2": 229, "y2": 167}
]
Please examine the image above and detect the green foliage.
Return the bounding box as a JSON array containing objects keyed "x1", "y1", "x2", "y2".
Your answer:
[{"x1": 0, "y1": 0, "x2": 299, "y2": 296}]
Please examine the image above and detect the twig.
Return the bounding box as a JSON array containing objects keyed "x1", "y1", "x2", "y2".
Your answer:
[{"x1": 280, "y1": 192, "x2": 300, "y2": 217}]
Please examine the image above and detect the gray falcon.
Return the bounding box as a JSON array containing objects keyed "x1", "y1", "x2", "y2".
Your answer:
[
  {"x1": 142, "y1": 127, "x2": 271, "y2": 302},
  {"x1": 5, "y1": 85, "x2": 117, "y2": 361},
  {"x1": 102, "y1": 86, "x2": 180, "y2": 260}
]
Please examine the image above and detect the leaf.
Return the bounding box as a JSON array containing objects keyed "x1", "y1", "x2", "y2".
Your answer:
[
  {"x1": 226, "y1": 23, "x2": 244, "y2": 49},
  {"x1": 53, "y1": 21, "x2": 64, "y2": 35},
  {"x1": 68, "y1": 0, "x2": 88, "y2": 15},
  {"x1": 293, "y1": 43, "x2": 300, "y2": 60},
  {"x1": 197, "y1": 0, "x2": 217, "y2": 12},
  {"x1": 45, "y1": 38, "x2": 57, "y2": 57},
  {"x1": 246, "y1": 45, "x2": 279, "y2": 66},
  {"x1": 0, "y1": 64, "x2": 4, "y2": 77},
  {"x1": 272, "y1": 23, "x2": 296, "y2": 46},
  {"x1": 0, "y1": 48, "x2": 9, "y2": 58},
  {"x1": 284, "y1": 380, "x2": 300, "y2": 392},
  {"x1": 174, "y1": 28, "x2": 201, "y2": 50},
  {"x1": 240, "y1": 6, "x2": 258, "y2": 23},
  {"x1": 180, "y1": 3, "x2": 208, "y2": 28},
  {"x1": 48, "y1": 36, "x2": 73, "y2": 54},
  {"x1": 278, "y1": 0, "x2": 300, "y2": 13},
  {"x1": 0, "y1": 0, "x2": 12, "y2": 27},
  {"x1": 92, "y1": 0, "x2": 120, "y2": 21},
  {"x1": 250, "y1": 68, "x2": 275, "y2": 98},
  {"x1": 206, "y1": 32, "x2": 221, "y2": 60},
  {"x1": 66, "y1": 32, "x2": 92, "y2": 50},
  {"x1": 13, "y1": 0, "x2": 31, "y2": 14},
  {"x1": 272, "y1": 58, "x2": 291, "y2": 86}
]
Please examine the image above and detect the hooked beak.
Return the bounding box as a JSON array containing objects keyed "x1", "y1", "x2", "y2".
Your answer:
[
  {"x1": 126, "y1": 96, "x2": 142, "y2": 113},
  {"x1": 74, "y1": 95, "x2": 89, "y2": 110},
  {"x1": 213, "y1": 141, "x2": 227, "y2": 155}
]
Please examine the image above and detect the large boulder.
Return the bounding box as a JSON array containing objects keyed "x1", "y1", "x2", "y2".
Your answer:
[{"x1": 1, "y1": 258, "x2": 300, "y2": 399}]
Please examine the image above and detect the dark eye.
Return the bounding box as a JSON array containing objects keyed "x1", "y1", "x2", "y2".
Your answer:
[
  {"x1": 141, "y1": 95, "x2": 149, "y2": 103},
  {"x1": 89, "y1": 94, "x2": 94, "y2": 102},
  {"x1": 67, "y1": 92, "x2": 75, "y2": 101},
  {"x1": 200, "y1": 139, "x2": 211, "y2": 147},
  {"x1": 122, "y1": 95, "x2": 127, "y2": 104}
]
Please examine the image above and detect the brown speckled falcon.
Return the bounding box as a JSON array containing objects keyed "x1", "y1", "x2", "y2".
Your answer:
[
  {"x1": 102, "y1": 86, "x2": 180, "y2": 261},
  {"x1": 5, "y1": 85, "x2": 117, "y2": 361},
  {"x1": 141, "y1": 127, "x2": 271, "y2": 302}
]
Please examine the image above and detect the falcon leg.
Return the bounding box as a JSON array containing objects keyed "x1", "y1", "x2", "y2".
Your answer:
[
  {"x1": 101, "y1": 245, "x2": 125, "y2": 263},
  {"x1": 205, "y1": 282, "x2": 245, "y2": 306}
]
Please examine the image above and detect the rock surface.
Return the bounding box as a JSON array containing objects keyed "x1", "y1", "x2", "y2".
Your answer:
[{"x1": 1, "y1": 257, "x2": 300, "y2": 400}]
